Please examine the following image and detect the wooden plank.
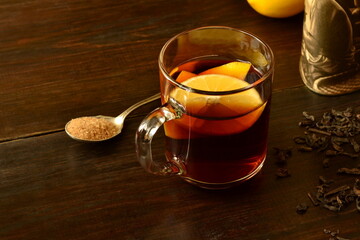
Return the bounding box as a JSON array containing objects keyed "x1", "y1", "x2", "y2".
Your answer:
[
  {"x1": 0, "y1": 86, "x2": 359, "y2": 239},
  {"x1": 0, "y1": 0, "x2": 303, "y2": 140}
]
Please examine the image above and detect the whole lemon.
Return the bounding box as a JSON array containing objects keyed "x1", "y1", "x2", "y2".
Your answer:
[{"x1": 247, "y1": 0, "x2": 304, "y2": 18}]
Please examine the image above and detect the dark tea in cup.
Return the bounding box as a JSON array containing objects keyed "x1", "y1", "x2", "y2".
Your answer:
[
  {"x1": 136, "y1": 27, "x2": 274, "y2": 189},
  {"x1": 163, "y1": 58, "x2": 270, "y2": 186}
]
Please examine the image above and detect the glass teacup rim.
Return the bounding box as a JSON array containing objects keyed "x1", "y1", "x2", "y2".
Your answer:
[{"x1": 158, "y1": 26, "x2": 274, "y2": 95}]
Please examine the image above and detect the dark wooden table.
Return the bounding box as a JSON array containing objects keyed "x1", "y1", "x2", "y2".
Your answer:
[{"x1": 1, "y1": 1, "x2": 359, "y2": 239}]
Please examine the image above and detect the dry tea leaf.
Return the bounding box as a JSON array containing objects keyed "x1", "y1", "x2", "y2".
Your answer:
[
  {"x1": 338, "y1": 168, "x2": 360, "y2": 175},
  {"x1": 273, "y1": 147, "x2": 292, "y2": 164},
  {"x1": 296, "y1": 203, "x2": 308, "y2": 214},
  {"x1": 276, "y1": 168, "x2": 291, "y2": 178}
]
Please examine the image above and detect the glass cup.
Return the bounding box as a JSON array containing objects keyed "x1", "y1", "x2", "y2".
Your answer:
[{"x1": 136, "y1": 26, "x2": 274, "y2": 189}]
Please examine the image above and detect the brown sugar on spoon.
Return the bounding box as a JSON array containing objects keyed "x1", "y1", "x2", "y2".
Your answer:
[{"x1": 66, "y1": 117, "x2": 118, "y2": 141}]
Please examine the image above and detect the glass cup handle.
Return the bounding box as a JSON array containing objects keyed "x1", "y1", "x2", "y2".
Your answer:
[{"x1": 135, "y1": 105, "x2": 183, "y2": 176}]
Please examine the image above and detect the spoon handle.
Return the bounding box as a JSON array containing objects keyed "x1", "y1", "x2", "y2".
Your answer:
[{"x1": 115, "y1": 93, "x2": 161, "y2": 121}]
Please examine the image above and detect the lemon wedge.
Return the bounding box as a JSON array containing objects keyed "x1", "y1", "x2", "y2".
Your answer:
[
  {"x1": 199, "y1": 61, "x2": 251, "y2": 80},
  {"x1": 166, "y1": 74, "x2": 266, "y2": 137}
]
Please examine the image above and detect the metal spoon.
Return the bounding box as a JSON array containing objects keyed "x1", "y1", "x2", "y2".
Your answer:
[{"x1": 65, "y1": 93, "x2": 161, "y2": 142}]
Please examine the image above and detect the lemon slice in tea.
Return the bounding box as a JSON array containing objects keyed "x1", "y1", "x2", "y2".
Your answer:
[
  {"x1": 167, "y1": 74, "x2": 266, "y2": 137},
  {"x1": 199, "y1": 61, "x2": 251, "y2": 80}
]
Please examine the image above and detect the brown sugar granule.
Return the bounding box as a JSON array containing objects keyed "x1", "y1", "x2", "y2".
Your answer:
[{"x1": 67, "y1": 117, "x2": 118, "y2": 141}]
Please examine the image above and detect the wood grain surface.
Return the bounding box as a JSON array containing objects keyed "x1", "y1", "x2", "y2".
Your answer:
[
  {"x1": 1, "y1": 0, "x2": 359, "y2": 239},
  {"x1": 0, "y1": 0, "x2": 304, "y2": 141}
]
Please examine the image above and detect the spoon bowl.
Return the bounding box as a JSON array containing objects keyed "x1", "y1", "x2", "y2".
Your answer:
[{"x1": 65, "y1": 93, "x2": 161, "y2": 142}]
